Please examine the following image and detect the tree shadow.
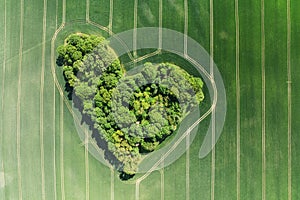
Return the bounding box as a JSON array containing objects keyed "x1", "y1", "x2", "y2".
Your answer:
[
  {"x1": 119, "y1": 171, "x2": 135, "y2": 181},
  {"x1": 73, "y1": 96, "x2": 135, "y2": 180}
]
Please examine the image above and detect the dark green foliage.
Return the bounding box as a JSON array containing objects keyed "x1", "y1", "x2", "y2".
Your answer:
[
  {"x1": 56, "y1": 33, "x2": 106, "y2": 88},
  {"x1": 57, "y1": 33, "x2": 205, "y2": 176}
]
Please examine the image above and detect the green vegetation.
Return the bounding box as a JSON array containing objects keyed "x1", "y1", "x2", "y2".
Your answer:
[
  {"x1": 1, "y1": 0, "x2": 299, "y2": 199},
  {"x1": 57, "y1": 33, "x2": 204, "y2": 175}
]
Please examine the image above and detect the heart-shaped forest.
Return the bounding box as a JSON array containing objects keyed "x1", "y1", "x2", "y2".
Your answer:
[{"x1": 56, "y1": 33, "x2": 205, "y2": 179}]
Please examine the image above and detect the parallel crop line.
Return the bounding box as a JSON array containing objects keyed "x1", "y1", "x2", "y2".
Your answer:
[
  {"x1": 158, "y1": 0, "x2": 162, "y2": 50},
  {"x1": 17, "y1": 0, "x2": 25, "y2": 198},
  {"x1": 184, "y1": 0, "x2": 188, "y2": 56},
  {"x1": 133, "y1": 0, "x2": 138, "y2": 58},
  {"x1": 1, "y1": 0, "x2": 7, "y2": 115},
  {"x1": 287, "y1": 0, "x2": 292, "y2": 199},
  {"x1": 135, "y1": 181, "x2": 140, "y2": 200},
  {"x1": 184, "y1": 2, "x2": 190, "y2": 199},
  {"x1": 0, "y1": 0, "x2": 7, "y2": 197},
  {"x1": 40, "y1": 0, "x2": 48, "y2": 199},
  {"x1": 1, "y1": 0, "x2": 7, "y2": 196},
  {"x1": 209, "y1": 0, "x2": 215, "y2": 199},
  {"x1": 110, "y1": 168, "x2": 114, "y2": 200},
  {"x1": 60, "y1": 97, "x2": 65, "y2": 200},
  {"x1": 209, "y1": 0, "x2": 214, "y2": 76},
  {"x1": 235, "y1": 0, "x2": 240, "y2": 199},
  {"x1": 160, "y1": 158, "x2": 164, "y2": 200},
  {"x1": 109, "y1": 0, "x2": 113, "y2": 33},
  {"x1": 261, "y1": 0, "x2": 266, "y2": 199},
  {"x1": 53, "y1": 2, "x2": 61, "y2": 200},
  {"x1": 85, "y1": 128, "x2": 89, "y2": 200},
  {"x1": 86, "y1": 0, "x2": 90, "y2": 22},
  {"x1": 62, "y1": 0, "x2": 66, "y2": 23},
  {"x1": 53, "y1": 80, "x2": 57, "y2": 200},
  {"x1": 186, "y1": 134, "x2": 190, "y2": 200},
  {"x1": 55, "y1": 0, "x2": 58, "y2": 29},
  {"x1": 60, "y1": 2, "x2": 66, "y2": 199}
]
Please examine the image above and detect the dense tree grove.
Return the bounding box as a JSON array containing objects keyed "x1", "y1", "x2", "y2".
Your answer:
[{"x1": 57, "y1": 33, "x2": 205, "y2": 176}]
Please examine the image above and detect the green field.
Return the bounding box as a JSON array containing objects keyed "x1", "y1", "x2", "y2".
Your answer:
[{"x1": 0, "y1": 0, "x2": 299, "y2": 199}]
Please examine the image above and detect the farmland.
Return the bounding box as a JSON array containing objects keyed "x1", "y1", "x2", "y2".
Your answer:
[{"x1": 0, "y1": 0, "x2": 299, "y2": 199}]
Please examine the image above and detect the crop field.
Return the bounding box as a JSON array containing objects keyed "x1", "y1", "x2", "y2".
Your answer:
[{"x1": 0, "y1": 0, "x2": 299, "y2": 199}]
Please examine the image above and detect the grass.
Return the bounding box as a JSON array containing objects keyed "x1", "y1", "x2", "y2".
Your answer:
[
  {"x1": 213, "y1": 0, "x2": 237, "y2": 199},
  {"x1": 162, "y1": 0, "x2": 184, "y2": 32},
  {"x1": 112, "y1": 0, "x2": 134, "y2": 33},
  {"x1": 66, "y1": 0, "x2": 86, "y2": 21},
  {"x1": 0, "y1": 0, "x2": 5, "y2": 196},
  {"x1": 20, "y1": 48, "x2": 43, "y2": 199},
  {"x1": 89, "y1": 0, "x2": 110, "y2": 26},
  {"x1": 137, "y1": 0, "x2": 159, "y2": 28},
  {"x1": 164, "y1": 154, "x2": 187, "y2": 199},
  {"x1": 0, "y1": 0, "x2": 299, "y2": 199},
  {"x1": 238, "y1": 1, "x2": 263, "y2": 199},
  {"x1": 139, "y1": 170, "x2": 161, "y2": 200},
  {"x1": 291, "y1": 1, "x2": 300, "y2": 199},
  {"x1": 264, "y1": 1, "x2": 289, "y2": 199}
]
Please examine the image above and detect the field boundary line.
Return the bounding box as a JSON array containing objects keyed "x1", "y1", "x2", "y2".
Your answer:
[
  {"x1": 158, "y1": 0, "x2": 162, "y2": 50},
  {"x1": 58, "y1": 4, "x2": 66, "y2": 199},
  {"x1": 160, "y1": 158, "x2": 164, "y2": 200},
  {"x1": 186, "y1": 134, "x2": 190, "y2": 200},
  {"x1": 110, "y1": 168, "x2": 114, "y2": 200},
  {"x1": 135, "y1": 180, "x2": 140, "y2": 200},
  {"x1": 209, "y1": 0, "x2": 215, "y2": 199},
  {"x1": 86, "y1": 0, "x2": 90, "y2": 22},
  {"x1": 1, "y1": 0, "x2": 7, "y2": 115},
  {"x1": 235, "y1": 0, "x2": 240, "y2": 199},
  {"x1": 184, "y1": 0, "x2": 188, "y2": 56},
  {"x1": 209, "y1": 0, "x2": 214, "y2": 76},
  {"x1": 261, "y1": 0, "x2": 266, "y2": 199},
  {"x1": 135, "y1": 180, "x2": 141, "y2": 200},
  {"x1": 62, "y1": 0, "x2": 66, "y2": 23},
  {"x1": 85, "y1": 128, "x2": 90, "y2": 200},
  {"x1": 108, "y1": 0, "x2": 113, "y2": 33},
  {"x1": 17, "y1": 0, "x2": 25, "y2": 198},
  {"x1": 39, "y1": 0, "x2": 48, "y2": 199},
  {"x1": 184, "y1": 2, "x2": 190, "y2": 198},
  {"x1": 133, "y1": 0, "x2": 138, "y2": 58},
  {"x1": 287, "y1": 0, "x2": 292, "y2": 199},
  {"x1": 60, "y1": 97, "x2": 65, "y2": 200},
  {"x1": 53, "y1": 80, "x2": 57, "y2": 200},
  {"x1": 55, "y1": 0, "x2": 58, "y2": 29},
  {"x1": 1, "y1": 0, "x2": 7, "y2": 196}
]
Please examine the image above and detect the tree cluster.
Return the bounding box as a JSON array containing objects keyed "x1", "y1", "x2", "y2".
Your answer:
[{"x1": 57, "y1": 33, "x2": 205, "y2": 177}]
